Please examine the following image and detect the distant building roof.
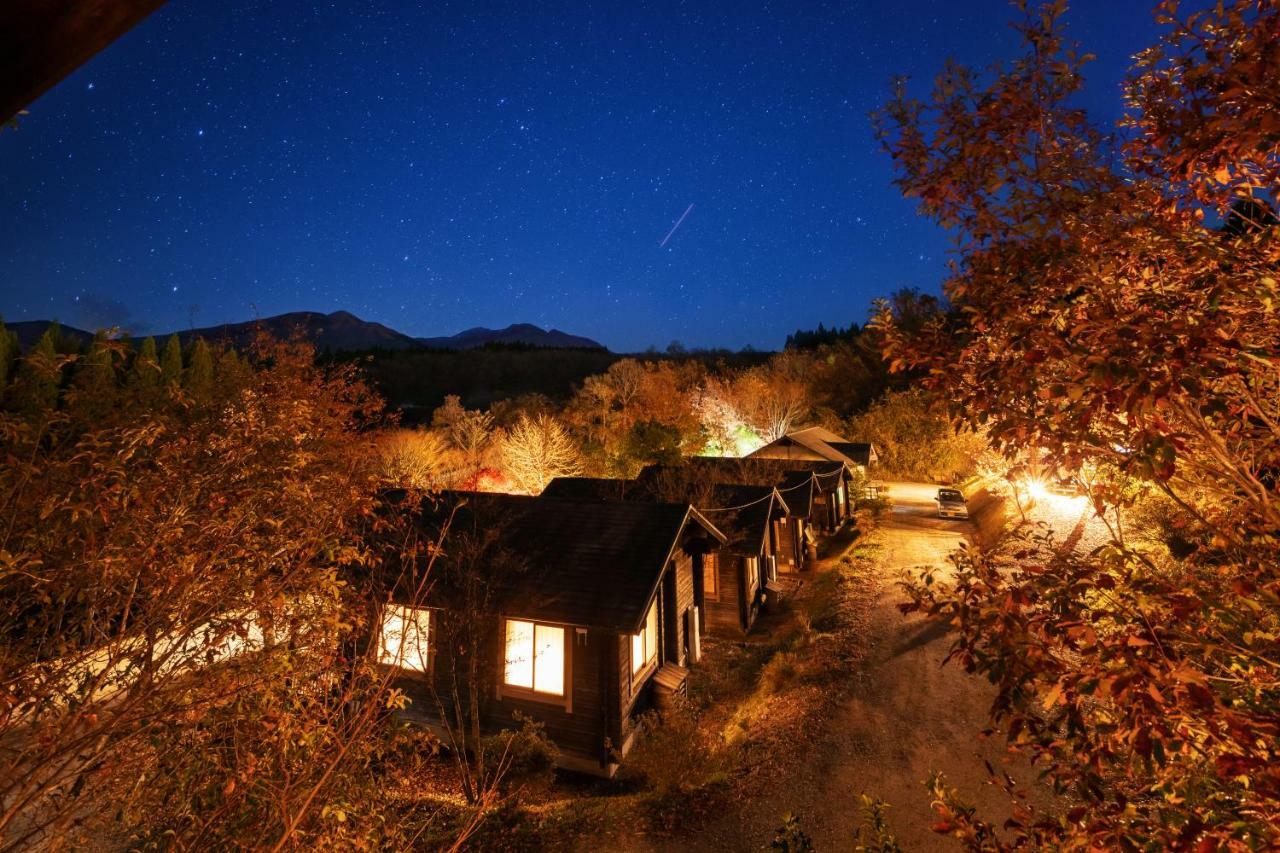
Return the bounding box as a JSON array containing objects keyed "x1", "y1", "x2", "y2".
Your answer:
[
  {"x1": 544, "y1": 475, "x2": 786, "y2": 555},
  {"x1": 539, "y1": 477, "x2": 638, "y2": 502},
  {"x1": 413, "y1": 491, "x2": 724, "y2": 632},
  {"x1": 749, "y1": 428, "x2": 878, "y2": 469}
]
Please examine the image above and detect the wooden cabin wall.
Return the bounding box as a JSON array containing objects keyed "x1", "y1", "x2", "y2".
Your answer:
[{"x1": 392, "y1": 611, "x2": 612, "y2": 769}]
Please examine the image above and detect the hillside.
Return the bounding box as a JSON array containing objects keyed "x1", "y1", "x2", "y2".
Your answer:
[{"x1": 4, "y1": 311, "x2": 605, "y2": 353}]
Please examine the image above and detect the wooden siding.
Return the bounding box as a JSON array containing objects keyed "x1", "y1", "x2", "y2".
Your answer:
[{"x1": 392, "y1": 611, "x2": 613, "y2": 770}]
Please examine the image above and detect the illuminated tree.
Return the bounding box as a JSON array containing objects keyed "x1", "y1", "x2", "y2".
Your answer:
[
  {"x1": 498, "y1": 412, "x2": 582, "y2": 494},
  {"x1": 378, "y1": 427, "x2": 458, "y2": 489}
]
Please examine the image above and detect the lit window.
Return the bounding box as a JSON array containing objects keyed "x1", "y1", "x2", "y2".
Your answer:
[
  {"x1": 631, "y1": 599, "x2": 659, "y2": 675},
  {"x1": 380, "y1": 605, "x2": 430, "y2": 671},
  {"x1": 703, "y1": 553, "x2": 719, "y2": 601},
  {"x1": 504, "y1": 619, "x2": 565, "y2": 696},
  {"x1": 745, "y1": 557, "x2": 760, "y2": 596}
]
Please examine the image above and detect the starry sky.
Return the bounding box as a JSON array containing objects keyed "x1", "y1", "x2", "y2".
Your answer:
[{"x1": 1, "y1": 1, "x2": 1180, "y2": 352}]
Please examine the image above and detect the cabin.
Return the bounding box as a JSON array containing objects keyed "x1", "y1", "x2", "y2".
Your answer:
[
  {"x1": 373, "y1": 491, "x2": 726, "y2": 777},
  {"x1": 798, "y1": 460, "x2": 856, "y2": 533},
  {"x1": 641, "y1": 457, "x2": 834, "y2": 569},
  {"x1": 688, "y1": 484, "x2": 791, "y2": 635},
  {"x1": 749, "y1": 426, "x2": 879, "y2": 478},
  {"x1": 685, "y1": 453, "x2": 858, "y2": 535},
  {"x1": 542, "y1": 476, "x2": 791, "y2": 635}
]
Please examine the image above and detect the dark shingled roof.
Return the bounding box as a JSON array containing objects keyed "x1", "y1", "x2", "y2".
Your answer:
[
  {"x1": 421, "y1": 491, "x2": 724, "y2": 632},
  {"x1": 696, "y1": 483, "x2": 782, "y2": 555},
  {"x1": 543, "y1": 476, "x2": 783, "y2": 555},
  {"x1": 539, "y1": 477, "x2": 639, "y2": 502},
  {"x1": 637, "y1": 457, "x2": 845, "y2": 516}
]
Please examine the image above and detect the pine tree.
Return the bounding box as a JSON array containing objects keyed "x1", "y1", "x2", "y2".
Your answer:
[
  {"x1": 68, "y1": 335, "x2": 119, "y2": 428},
  {"x1": 10, "y1": 328, "x2": 61, "y2": 418},
  {"x1": 184, "y1": 337, "x2": 214, "y2": 401},
  {"x1": 0, "y1": 318, "x2": 18, "y2": 396},
  {"x1": 127, "y1": 337, "x2": 161, "y2": 405},
  {"x1": 214, "y1": 347, "x2": 252, "y2": 396},
  {"x1": 159, "y1": 334, "x2": 183, "y2": 388}
]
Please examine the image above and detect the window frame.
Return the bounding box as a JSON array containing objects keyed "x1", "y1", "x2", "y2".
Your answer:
[
  {"x1": 499, "y1": 616, "x2": 572, "y2": 709},
  {"x1": 378, "y1": 604, "x2": 432, "y2": 673},
  {"x1": 629, "y1": 598, "x2": 660, "y2": 684}
]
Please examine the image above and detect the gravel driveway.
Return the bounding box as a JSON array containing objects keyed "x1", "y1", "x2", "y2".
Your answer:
[{"x1": 666, "y1": 482, "x2": 1068, "y2": 851}]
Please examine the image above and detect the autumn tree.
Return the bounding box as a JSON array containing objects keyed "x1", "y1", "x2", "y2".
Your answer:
[
  {"x1": 498, "y1": 412, "x2": 582, "y2": 494},
  {"x1": 846, "y1": 388, "x2": 991, "y2": 482},
  {"x1": 875, "y1": 1, "x2": 1280, "y2": 848},
  {"x1": 378, "y1": 427, "x2": 456, "y2": 489},
  {"x1": 0, "y1": 336, "x2": 445, "y2": 849}
]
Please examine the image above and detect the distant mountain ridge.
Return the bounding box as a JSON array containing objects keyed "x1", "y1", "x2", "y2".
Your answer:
[
  {"x1": 6, "y1": 311, "x2": 607, "y2": 352},
  {"x1": 417, "y1": 323, "x2": 603, "y2": 350}
]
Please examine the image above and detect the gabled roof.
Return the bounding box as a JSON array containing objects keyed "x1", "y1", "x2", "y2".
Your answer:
[
  {"x1": 749, "y1": 428, "x2": 877, "y2": 469},
  {"x1": 788, "y1": 425, "x2": 851, "y2": 445},
  {"x1": 418, "y1": 491, "x2": 725, "y2": 632},
  {"x1": 639, "y1": 457, "x2": 823, "y2": 516},
  {"x1": 697, "y1": 484, "x2": 787, "y2": 555}
]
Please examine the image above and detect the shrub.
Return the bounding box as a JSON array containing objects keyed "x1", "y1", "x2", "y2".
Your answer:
[
  {"x1": 482, "y1": 713, "x2": 557, "y2": 793},
  {"x1": 623, "y1": 699, "x2": 721, "y2": 799}
]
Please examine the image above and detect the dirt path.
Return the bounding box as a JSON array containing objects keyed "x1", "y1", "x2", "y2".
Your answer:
[{"x1": 668, "y1": 486, "x2": 1060, "y2": 851}]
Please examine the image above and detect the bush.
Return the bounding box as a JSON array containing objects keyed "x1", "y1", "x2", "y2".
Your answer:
[
  {"x1": 482, "y1": 713, "x2": 557, "y2": 793},
  {"x1": 623, "y1": 699, "x2": 721, "y2": 799}
]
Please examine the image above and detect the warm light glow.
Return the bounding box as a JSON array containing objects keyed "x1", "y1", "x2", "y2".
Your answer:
[
  {"x1": 1022, "y1": 476, "x2": 1089, "y2": 513},
  {"x1": 631, "y1": 600, "x2": 658, "y2": 675},
  {"x1": 504, "y1": 619, "x2": 564, "y2": 695},
  {"x1": 1025, "y1": 477, "x2": 1050, "y2": 502},
  {"x1": 533, "y1": 624, "x2": 565, "y2": 695},
  {"x1": 380, "y1": 605, "x2": 430, "y2": 671}
]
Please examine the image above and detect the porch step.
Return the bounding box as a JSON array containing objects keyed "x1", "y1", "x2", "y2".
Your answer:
[{"x1": 652, "y1": 663, "x2": 689, "y2": 714}]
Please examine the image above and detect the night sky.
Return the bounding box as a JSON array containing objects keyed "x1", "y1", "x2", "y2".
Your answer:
[{"x1": 2, "y1": 1, "x2": 1178, "y2": 352}]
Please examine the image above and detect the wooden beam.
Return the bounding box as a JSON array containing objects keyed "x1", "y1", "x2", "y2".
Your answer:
[{"x1": 1, "y1": 0, "x2": 168, "y2": 124}]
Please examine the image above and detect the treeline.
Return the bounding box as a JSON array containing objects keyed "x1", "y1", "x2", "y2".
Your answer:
[
  {"x1": 372, "y1": 288, "x2": 981, "y2": 493},
  {"x1": 335, "y1": 343, "x2": 772, "y2": 422}
]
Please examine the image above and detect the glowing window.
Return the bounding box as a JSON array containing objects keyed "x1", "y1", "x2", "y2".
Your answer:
[
  {"x1": 379, "y1": 605, "x2": 430, "y2": 671},
  {"x1": 504, "y1": 619, "x2": 565, "y2": 696},
  {"x1": 631, "y1": 599, "x2": 659, "y2": 675},
  {"x1": 746, "y1": 557, "x2": 760, "y2": 596}
]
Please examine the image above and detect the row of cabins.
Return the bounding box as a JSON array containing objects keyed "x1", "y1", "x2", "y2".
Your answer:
[{"x1": 373, "y1": 431, "x2": 877, "y2": 777}]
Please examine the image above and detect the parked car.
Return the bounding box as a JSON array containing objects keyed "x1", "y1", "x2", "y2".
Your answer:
[{"x1": 934, "y1": 487, "x2": 969, "y2": 519}]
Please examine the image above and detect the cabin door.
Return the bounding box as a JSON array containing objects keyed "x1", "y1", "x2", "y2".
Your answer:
[
  {"x1": 683, "y1": 607, "x2": 700, "y2": 663},
  {"x1": 662, "y1": 569, "x2": 680, "y2": 665}
]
